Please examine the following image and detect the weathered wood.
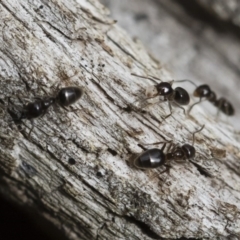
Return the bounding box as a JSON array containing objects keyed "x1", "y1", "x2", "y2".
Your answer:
[{"x1": 0, "y1": 0, "x2": 240, "y2": 239}]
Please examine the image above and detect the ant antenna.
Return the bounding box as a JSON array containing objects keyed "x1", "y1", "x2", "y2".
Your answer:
[
  {"x1": 147, "y1": 75, "x2": 163, "y2": 82},
  {"x1": 174, "y1": 79, "x2": 198, "y2": 87},
  {"x1": 192, "y1": 124, "x2": 205, "y2": 146},
  {"x1": 131, "y1": 73, "x2": 161, "y2": 83},
  {"x1": 139, "y1": 140, "x2": 173, "y2": 146},
  {"x1": 187, "y1": 98, "x2": 206, "y2": 114}
]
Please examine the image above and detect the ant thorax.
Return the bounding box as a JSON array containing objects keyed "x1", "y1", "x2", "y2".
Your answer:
[{"x1": 145, "y1": 85, "x2": 158, "y2": 98}]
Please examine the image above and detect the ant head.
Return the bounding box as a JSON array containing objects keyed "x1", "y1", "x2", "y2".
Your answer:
[
  {"x1": 193, "y1": 84, "x2": 212, "y2": 98},
  {"x1": 172, "y1": 148, "x2": 185, "y2": 160},
  {"x1": 155, "y1": 82, "x2": 173, "y2": 96},
  {"x1": 182, "y1": 144, "x2": 196, "y2": 159},
  {"x1": 182, "y1": 124, "x2": 204, "y2": 160}
]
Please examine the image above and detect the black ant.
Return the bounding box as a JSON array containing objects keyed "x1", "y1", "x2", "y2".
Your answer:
[
  {"x1": 134, "y1": 125, "x2": 205, "y2": 174},
  {"x1": 10, "y1": 86, "x2": 83, "y2": 136},
  {"x1": 175, "y1": 80, "x2": 234, "y2": 116},
  {"x1": 131, "y1": 73, "x2": 190, "y2": 119}
]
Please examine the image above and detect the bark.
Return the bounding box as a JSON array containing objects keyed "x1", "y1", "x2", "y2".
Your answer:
[{"x1": 0, "y1": 0, "x2": 240, "y2": 240}]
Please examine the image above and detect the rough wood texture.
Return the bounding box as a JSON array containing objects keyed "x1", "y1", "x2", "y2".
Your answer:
[{"x1": 0, "y1": 0, "x2": 240, "y2": 239}]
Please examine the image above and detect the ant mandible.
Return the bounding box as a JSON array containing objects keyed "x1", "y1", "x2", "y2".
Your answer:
[
  {"x1": 133, "y1": 125, "x2": 204, "y2": 174},
  {"x1": 174, "y1": 80, "x2": 234, "y2": 116},
  {"x1": 131, "y1": 73, "x2": 190, "y2": 119},
  {"x1": 11, "y1": 86, "x2": 83, "y2": 136}
]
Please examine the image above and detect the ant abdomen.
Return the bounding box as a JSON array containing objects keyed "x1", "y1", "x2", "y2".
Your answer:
[
  {"x1": 174, "y1": 87, "x2": 190, "y2": 105},
  {"x1": 57, "y1": 87, "x2": 83, "y2": 107},
  {"x1": 134, "y1": 148, "x2": 166, "y2": 169},
  {"x1": 214, "y1": 97, "x2": 234, "y2": 116}
]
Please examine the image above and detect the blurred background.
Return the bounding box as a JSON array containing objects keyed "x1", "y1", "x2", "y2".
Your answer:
[
  {"x1": 101, "y1": 0, "x2": 240, "y2": 129},
  {"x1": 2, "y1": 0, "x2": 240, "y2": 239}
]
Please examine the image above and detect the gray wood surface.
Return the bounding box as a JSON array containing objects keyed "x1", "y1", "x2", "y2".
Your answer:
[{"x1": 0, "y1": 0, "x2": 240, "y2": 239}]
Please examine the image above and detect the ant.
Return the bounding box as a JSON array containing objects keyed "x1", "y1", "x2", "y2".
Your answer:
[
  {"x1": 10, "y1": 86, "x2": 83, "y2": 136},
  {"x1": 174, "y1": 80, "x2": 234, "y2": 116},
  {"x1": 131, "y1": 73, "x2": 190, "y2": 119},
  {"x1": 134, "y1": 125, "x2": 205, "y2": 174}
]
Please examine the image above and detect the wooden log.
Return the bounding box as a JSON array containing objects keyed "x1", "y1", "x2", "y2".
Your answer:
[{"x1": 0, "y1": 0, "x2": 240, "y2": 239}]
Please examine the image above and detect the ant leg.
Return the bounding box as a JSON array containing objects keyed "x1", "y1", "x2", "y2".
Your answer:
[
  {"x1": 215, "y1": 99, "x2": 223, "y2": 121},
  {"x1": 160, "y1": 164, "x2": 172, "y2": 174},
  {"x1": 137, "y1": 141, "x2": 171, "y2": 153},
  {"x1": 61, "y1": 106, "x2": 83, "y2": 113},
  {"x1": 146, "y1": 98, "x2": 167, "y2": 108},
  {"x1": 167, "y1": 142, "x2": 178, "y2": 153},
  {"x1": 188, "y1": 98, "x2": 203, "y2": 114},
  {"x1": 174, "y1": 159, "x2": 186, "y2": 164},
  {"x1": 162, "y1": 141, "x2": 176, "y2": 153},
  {"x1": 32, "y1": 97, "x2": 48, "y2": 101},
  {"x1": 163, "y1": 142, "x2": 175, "y2": 157},
  {"x1": 192, "y1": 124, "x2": 205, "y2": 146},
  {"x1": 161, "y1": 143, "x2": 167, "y2": 152},
  {"x1": 28, "y1": 120, "x2": 35, "y2": 137},
  {"x1": 134, "y1": 95, "x2": 158, "y2": 107},
  {"x1": 63, "y1": 106, "x2": 73, "y2": 112},
  {"x1": 162, "y1": 101, "x2": 173, "y2": 121},
  {"x1": 174, "y1": 102, "x2": 186, "y2": 115}
]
